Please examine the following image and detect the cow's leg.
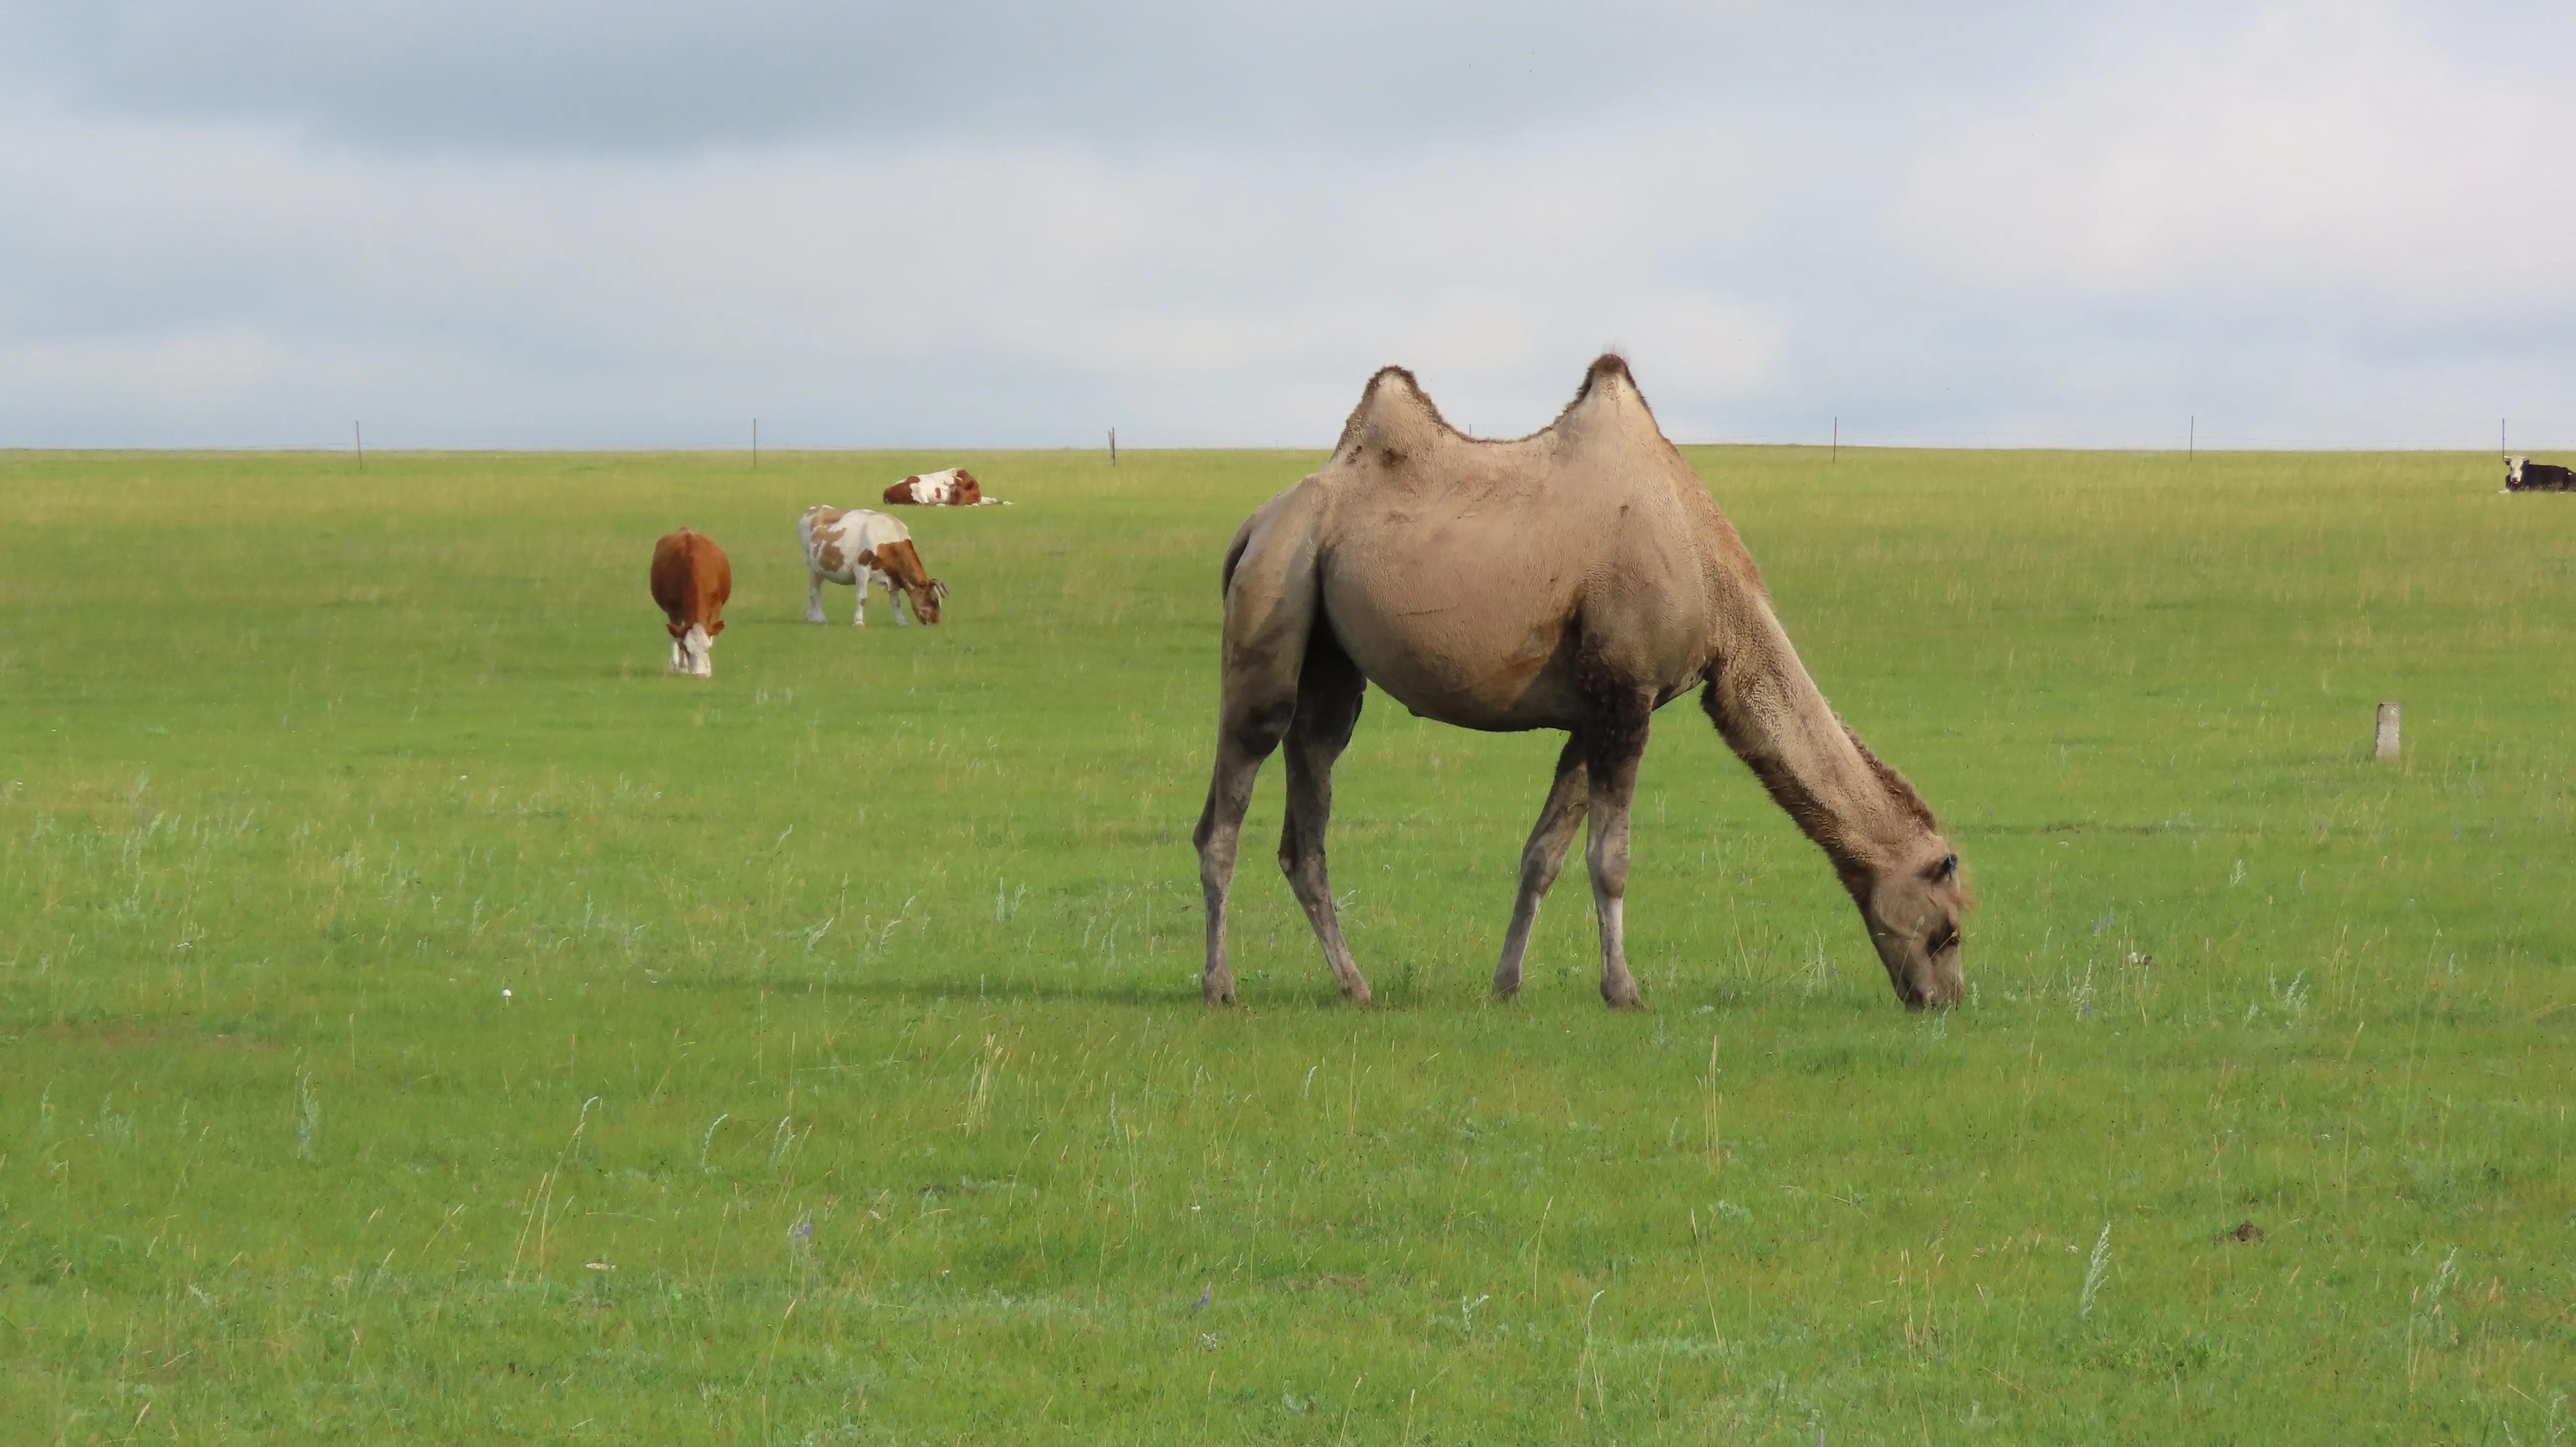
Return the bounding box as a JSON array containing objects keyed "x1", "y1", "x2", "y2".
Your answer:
[
  {"x1": 668, "y1": 632, "x2": 687, "y2": 674},
  {"x1": 805, "y1": 571, "x2": 826, "y2": 624},
  {"x1": 1492, "y1": 735, "x2": 1590, "y2": 999},
  {"x1": 851, "y1": 576, "x2": 868, "y2": 628},
  {"x1": 685, "y1": 623, "x2": 712, "y2": 678},
  {"x1": 886, "y1": 573, "x2": 911, "y2": 627},
  {"x1": 1582, "y1": 688, "x2": 1655, "y2": 1009},
  {"x1": 1278, "y1": 627, "x2": 1372, "y2": 1005}
]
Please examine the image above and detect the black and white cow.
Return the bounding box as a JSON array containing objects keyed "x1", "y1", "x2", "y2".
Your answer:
[{"x1": 2506, "y1": 456, "x2": 2576, "y2": 491}]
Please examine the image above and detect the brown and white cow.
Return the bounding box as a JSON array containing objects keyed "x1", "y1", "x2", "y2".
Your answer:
[
  {"x1": 883, "y1": 468, "x2": 1007, "y2": 505},
  {"x1": 799, "y1": 506, "x2": 946, "y2": 626},
  {"x1": 649, "y1": 529, "x2": 732, "y2": 676}
]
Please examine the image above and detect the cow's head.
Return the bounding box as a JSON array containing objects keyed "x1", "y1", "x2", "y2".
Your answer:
[
  {"x1": 909, "y1": 577, "x2": 948, "y2": 625},
  {"x1": 668, "y1": 622, "x2": 715, "y2": 677}
]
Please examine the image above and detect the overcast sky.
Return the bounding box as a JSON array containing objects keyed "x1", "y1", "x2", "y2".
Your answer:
[{"x1": 5, "y1": 0, "x2": 2573, "y2": 449}]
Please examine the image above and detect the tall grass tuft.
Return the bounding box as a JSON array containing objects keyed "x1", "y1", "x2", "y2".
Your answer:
[
  {"x1": 2078, "y1": 1222, "x2": 2111, "y2": 1320},
  {"x1": 2407, "y1": 1245, "x2": 2462, "y2": 1391},
  {"x1": 293, "y1": 1068, "x2": 320, "y2": 1159}
]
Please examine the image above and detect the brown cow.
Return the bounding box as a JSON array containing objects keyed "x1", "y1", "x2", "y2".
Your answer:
[
  {"x1": 649, "y1": 530, "x2": 732, "y2": 676},
  {"x1": 883, "y1": 468, "x2": 1006, "y2": 505}
]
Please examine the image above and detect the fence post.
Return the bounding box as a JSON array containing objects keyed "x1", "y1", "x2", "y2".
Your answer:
[
  {"x1": 2375, "y1": 702, "x2": 2401, "y2": 761},
  {"x1": 1109, "y1": 427, "x2": 1118, "y2": 465},
  {"x1": 355, "y1": 420, "x2": 364, "y2": 470}
]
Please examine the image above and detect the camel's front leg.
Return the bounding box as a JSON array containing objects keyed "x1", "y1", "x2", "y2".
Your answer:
[
  {"x1": 1279, "y1": 638, "x2": 1371, "y2": 1005},
  {"x1": 1583, "y1": 697, "x2": 1654, "y2": 1009},
  {"x1": 1493, "y1": 735, "x2": 1589, "y2": 998}
]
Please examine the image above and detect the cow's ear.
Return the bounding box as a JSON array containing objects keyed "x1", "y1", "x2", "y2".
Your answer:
[{"x1": 707, "y1": 619, "x2": 725, "y2": 636}]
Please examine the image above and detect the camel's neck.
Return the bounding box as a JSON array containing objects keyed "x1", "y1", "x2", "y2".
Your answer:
[{"x1": 1699, "y1": 607, "x2": 1937, "y2": 891}]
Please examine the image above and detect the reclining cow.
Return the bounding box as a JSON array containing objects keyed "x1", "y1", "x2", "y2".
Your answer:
[
  {"x1": 2507, "y1": 456, "x2": 2576, "y2": 491},
  {"x1": 883, "y1": 468, "x2": 1007, "y2": 505},
  {"x1": 799, "y1": 506, "x2": 947, "y2": 626}
]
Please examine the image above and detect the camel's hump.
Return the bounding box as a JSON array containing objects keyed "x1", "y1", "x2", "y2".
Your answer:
[
  {"x1": 1581, "y1": 352, "x2": 1634, "y2": 390},
  {"x1": 1565, "y1": 352, "x2": 1655, "y2": 421},
  {"x1": 1332, "y1": 365, "x2": 1449, "y2": 459},
  {"x1": 1332, "y1": 353, "x2": 1661, "y2": 466}
]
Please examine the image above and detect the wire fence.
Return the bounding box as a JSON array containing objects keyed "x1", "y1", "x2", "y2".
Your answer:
[{"x1": 9, "y1": 420, "x2": 2570, "y2": 455}]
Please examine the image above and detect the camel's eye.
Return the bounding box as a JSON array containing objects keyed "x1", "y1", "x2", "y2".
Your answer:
[{"x1": 1927, "y1": 923, "x2": 1959, "y2": 955}]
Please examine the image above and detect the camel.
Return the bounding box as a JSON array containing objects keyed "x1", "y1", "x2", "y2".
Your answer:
[{"x1": 1192, "y1": 355, "x2": 1966, "y2": 1011}]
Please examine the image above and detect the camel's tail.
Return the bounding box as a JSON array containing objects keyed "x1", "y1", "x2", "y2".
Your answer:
[{"x1": 1219, "y1": 529, "x2": 1252, "y2": 598}]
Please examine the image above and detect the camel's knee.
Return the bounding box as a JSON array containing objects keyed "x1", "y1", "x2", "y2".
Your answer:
[
  {"x1": 1278, "y1": 847, "x2": 1325, "y2": 900},
  {"x1": 1277, "y1": 820, "x2": 1328, "y2": 895},
  {"x1": 1194, "y1": 794, "x2": 1248, "y2": 889},
  {"x1": 1197, "y1": 715, "x2": 1286, "y2": 852}
]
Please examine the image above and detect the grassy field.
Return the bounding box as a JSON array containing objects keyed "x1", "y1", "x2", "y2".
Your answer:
[{"x1": 3, "y1": 441, "x2": 2572, "y2": 1443}]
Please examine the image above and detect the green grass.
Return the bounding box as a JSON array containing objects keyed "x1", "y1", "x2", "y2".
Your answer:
[{"x1": 2, "y1": 443, "x2": 2571, "y2": 1443}]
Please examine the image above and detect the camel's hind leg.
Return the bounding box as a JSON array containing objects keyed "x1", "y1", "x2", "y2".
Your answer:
[
  {"x1": 1582, "y1": 691, "x2": 1655, "y2": 1009},
  {"x1": 1279, "y1": 630, "x2": 1372, "y2": 1005},
  {"x1": 1492, "y1": 736, "x2": 1589, "y2": 999},
  {"x1": 1193, "y1": 510, "x2": 1325, "y2": 1006},
  {"x1": 1194, "y1": 703, "x2": 1287, "y2": 1007}
]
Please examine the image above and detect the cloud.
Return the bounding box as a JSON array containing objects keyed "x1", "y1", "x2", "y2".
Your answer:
[
  {"x1": 3, "y1": 1, "x2": 2574, "y2": 449},
  {"x1": 0, "y1": 0, "x2": 1788, "y2": 155},
  {"x1": 1895, "y1": 2, "x2": 2576, "y2": 313}
]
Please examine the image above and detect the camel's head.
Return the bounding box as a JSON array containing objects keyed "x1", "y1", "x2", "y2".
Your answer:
[{"x1": 1859, "y1": 845, "x2": 1967, "y2": 1010}]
